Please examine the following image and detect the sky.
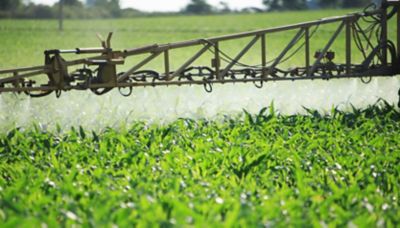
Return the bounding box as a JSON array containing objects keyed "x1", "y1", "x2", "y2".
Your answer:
[{"x1": 30, "y1": 0, "x2": 265, "y2": 12}]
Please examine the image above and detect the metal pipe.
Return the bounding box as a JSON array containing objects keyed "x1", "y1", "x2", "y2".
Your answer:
[
  {"x1": 76, "y1": 48, "x2": 107, "y2": 54},
  {"x1": 381, "y1": 4, "x2": 388, "y2": 65},
  {"x1": 305, "y1": 27, "x2": 310, "y2": 76},
  {"x1": 0, "y1": 69, "x2": 48, "y2": 84},
  {"x1": 84, "y1": 70, "x2": 397, "y2": 89},
  {"x1": 397, "y1": 5, "x2": 400, "y2": 63},
  {"x1": 123, "y1": 44, "x2": 159, "y2": 56},
  {"x1": 214, "y1": 42, "x2": 220, "y2": 79},
  {"x1": 0, "y1": 65, "x2": 47, "y2": 74},
  {"x1": 261, "y1": 34, "x2": 266, "y2": 78},
  {"x1": 133, "y1": 14, "x2": 363, "y2": 54},
  {"x1": 206, "y1": 14, "x2": 360, "y2": 44},
  {"x1": 1, "y1": 71, "x2": 396, "y2": 94},
  {"x1": 0, "y1": 86, "x2": 59, "y2": 93},
  {"x1": 66, "y1": 55, "x2": 108, "y2": 66},
  {"x1": 164, "y1": 50, "x2": 170, "y2": 79},
  {"x1": 346, "y1": 20, "x2": 352, "y2": 74}
]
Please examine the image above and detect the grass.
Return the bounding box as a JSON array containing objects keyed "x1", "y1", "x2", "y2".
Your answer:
[
  {"x1": 0, "y1": 9, "x2": 399, "y2": 226},
  {"x1": 0, "y1": 101, "x2": 399, "y2": 226}
]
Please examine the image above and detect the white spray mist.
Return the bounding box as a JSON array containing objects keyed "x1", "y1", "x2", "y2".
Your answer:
[{"x1": 0, "y1": 77, "x2": 398, "y2": 132}]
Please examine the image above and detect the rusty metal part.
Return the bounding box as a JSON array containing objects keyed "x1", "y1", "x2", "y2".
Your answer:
[{"x1": 0, "y1": 1, "x2": 399, "y2": 98}]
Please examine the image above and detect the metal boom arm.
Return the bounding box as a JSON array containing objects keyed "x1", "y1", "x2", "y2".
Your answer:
[{"x1": 0, "y1": 1, "x2": 399, "y2": 98}]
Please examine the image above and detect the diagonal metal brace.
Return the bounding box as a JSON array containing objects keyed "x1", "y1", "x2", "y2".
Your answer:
[
  {"x1": 118, "y1": 52, "x2": 162, "y2": 82},
  {"x1": 167, "y1": 44, "x2": 212, "y2": 81},
  {"x1": 267, "y1": 28, "x2": 305, "y2": 76},
  {"x1": 220, "y1": 35, "x2": 260, "y2": 79},
  {"x1": 310, "y1": 22, "x2": 345, "y2": 75}
]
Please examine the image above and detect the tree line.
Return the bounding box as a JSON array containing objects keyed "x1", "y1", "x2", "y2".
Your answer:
[
  {"x1": 262, "y1": 0, "x2": 374, "y2": 11},
  {"x1": 0, "y1": 0, "x2": 137, "y2": 19},
  {"x1": 184, "y1": 0, "x2": 374, "y2": 14},
  {"x1": 0, "y1": 0, "x2": 375, "y2": 19}
]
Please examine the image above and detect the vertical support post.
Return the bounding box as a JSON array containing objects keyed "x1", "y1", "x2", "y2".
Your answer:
[
  {"x1": 164, "y1": 50, "x2": 170, "y2": 79},
  {"x1": 12, "y1": 72, "x2": 19, "y2": 89},
  {"x1": 346, "y1": 20, "x2": 352, "y2": 74},
  {"x1": 397, "y1": 5, "x2": 400, "y2": 64},
  {"x1": 214, "y1": 42, "x2": 220, "y2": 79},
  {"x1": 305, "y1": 27, "x2": 310, "y2": 76},
  {"x1": 381, "y1": 4, "x2": 388, "y2": 65},
  {"x1": 59, "y1": 0, "x2": 64, "y2": 31},
  {"x1": 261, "y1": 34, "x2": 266, "y2": 78}
]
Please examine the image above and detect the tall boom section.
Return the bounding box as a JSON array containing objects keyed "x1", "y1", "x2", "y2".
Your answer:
[{"x1": 0, "y1": 1, "x2": 399, "y2": 98}]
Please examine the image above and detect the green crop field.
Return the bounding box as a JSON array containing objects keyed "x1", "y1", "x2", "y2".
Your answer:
[{"x1": 0, "y1": 10, "x2": 400, "y2": 227}]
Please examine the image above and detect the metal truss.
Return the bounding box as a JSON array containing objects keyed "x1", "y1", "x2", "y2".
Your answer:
[{"x1": 0, "y1": 0, "x2": 399, "y2": 97}]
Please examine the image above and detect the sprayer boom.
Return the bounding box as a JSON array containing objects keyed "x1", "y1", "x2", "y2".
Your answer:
[{"x1": 0, "y1": 1, "x2": 399, "y2": 98}]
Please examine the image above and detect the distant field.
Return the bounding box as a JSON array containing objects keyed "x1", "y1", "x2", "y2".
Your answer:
[
  {"x1": 0, "y1": 10, "x2": 399, "y2": 227},
  {"x1": 0, "y1": 9, "x2": 396, "y2": 70}
]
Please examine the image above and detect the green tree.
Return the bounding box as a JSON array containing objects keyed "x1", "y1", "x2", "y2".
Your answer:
[
  {"x1": 109, "y1": 0, "x2": 121, "y2": 17},
  {"x1": 342, "y1": 0, "x2": 370, "y2": 8},
  {"x1": 0, "y1": 0, "x2": 22, "y2": 18},
  {"x1": 262, "y1": 0, "x2": 281, "y2": 10},
  {"x1": 263, "y1": 0, "x2": 307, "y2": 11},
  {"x1": 0, "y1": 0, "x2": 21, "y2": 11},
  {"x1": 26, "y1": 4, "x2": 54, "y2": 18},
  {"x1": 86, "y1": 0, "x2": 96, "y2": 6},
  {"x1": 317, "y1": 0, "x2": 340, "y2": 8},
  {"x1": 64, "y1": 0, "x2": 81, "y2": 6},
  {"x1": 183, "y1": 0, "x2": 213, "y2": 14},
  {"x1": 219, "y1": 1, "x2": 231, "y2": 13},
  {"x1": 86, "y1": 0, "x2": 121, "y2": 17}
]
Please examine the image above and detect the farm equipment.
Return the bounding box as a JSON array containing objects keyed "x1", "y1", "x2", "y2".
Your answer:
[{"x1": 0, "y1": 0, "x2": 399, "y2": 103}]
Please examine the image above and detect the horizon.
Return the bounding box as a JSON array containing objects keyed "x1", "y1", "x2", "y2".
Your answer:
[{"x1": 30, "y1": 0, "x2": 265, "y2": 12}]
